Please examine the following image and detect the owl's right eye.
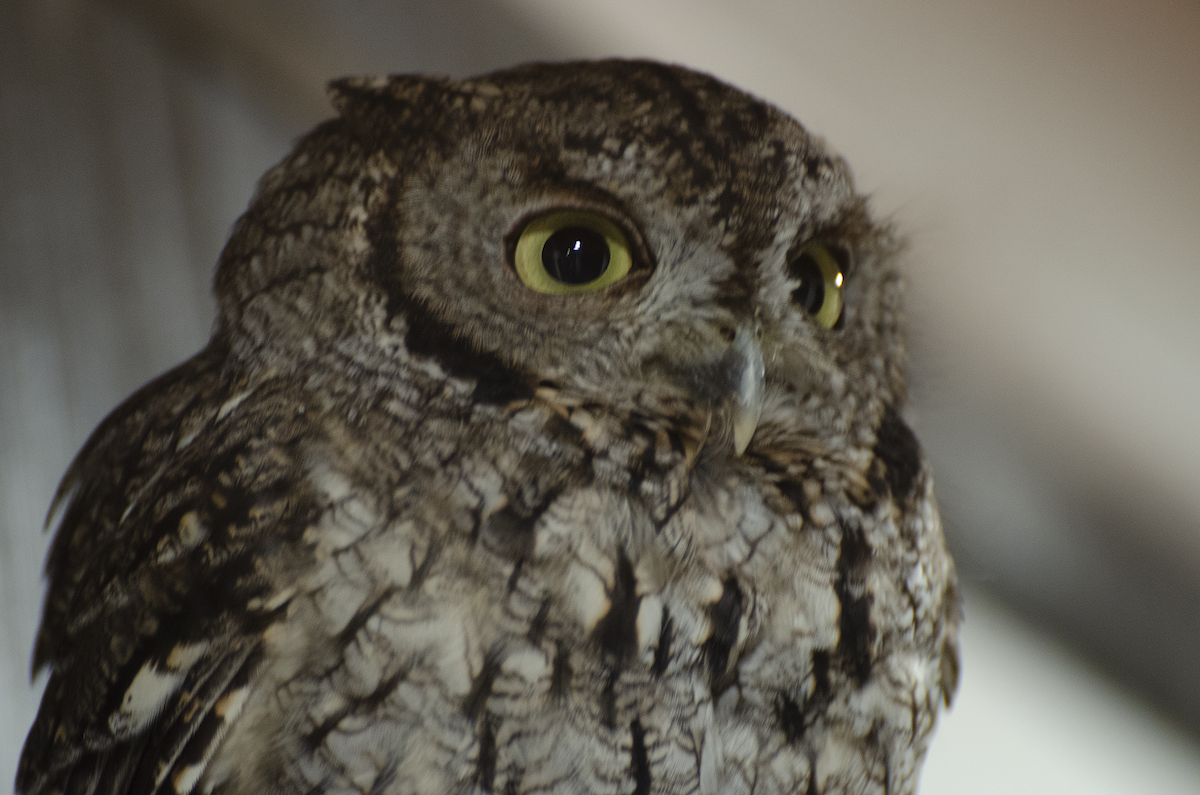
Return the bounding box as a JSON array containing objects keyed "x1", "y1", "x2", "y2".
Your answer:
[{"x1": 513, "y1": 211, "x2": 633, "y2": 294}]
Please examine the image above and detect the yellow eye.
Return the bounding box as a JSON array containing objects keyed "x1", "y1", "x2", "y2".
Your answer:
[
  {"x1": 788, "y1": 243, "x2": 844, "y2": 328},
  {"x1": 513, "y1": 211, "x2": 633, "y2": 294}
]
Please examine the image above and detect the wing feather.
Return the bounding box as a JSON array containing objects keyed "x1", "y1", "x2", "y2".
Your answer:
[{"x1": 18, "y1": 347, "x2": 318, "y2": 795}]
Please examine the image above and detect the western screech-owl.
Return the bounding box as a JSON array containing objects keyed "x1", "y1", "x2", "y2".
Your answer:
[{"x1": 18, "y1": 60, "x2": 960, "y2": 795}]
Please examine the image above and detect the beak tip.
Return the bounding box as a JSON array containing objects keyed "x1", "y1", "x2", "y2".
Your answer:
[
  {"x1": 730, "y1": 327, "x2": 765, "y2": 457},
  {"x1": 733, "y1": 421, "x2": 755, "y2": 456}
]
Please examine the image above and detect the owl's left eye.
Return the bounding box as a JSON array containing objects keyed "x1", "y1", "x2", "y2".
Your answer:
[
  {"x1": 788, "y1": 243, "x2": 844, "y2": 329},
  {"x1": 513, "y1": 210, "x2": 633, "y2": 294}
]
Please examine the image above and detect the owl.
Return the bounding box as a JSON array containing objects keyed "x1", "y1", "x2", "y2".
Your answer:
[{"x1": 17, "y1": 60, "x2": 959, "y2": 795}]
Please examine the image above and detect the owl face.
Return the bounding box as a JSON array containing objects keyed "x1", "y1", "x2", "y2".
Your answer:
[{"x1": 222, "y1": 60, "x2": 899, "y2": 456}]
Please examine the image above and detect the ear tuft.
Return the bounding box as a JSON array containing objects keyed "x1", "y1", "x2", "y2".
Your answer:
[
  {"x1": 326, "y1": 75, "x2": 461, "y2": 145},
  {"x1": 328, "y1": 75, "x2": 454, "y2": 117}
]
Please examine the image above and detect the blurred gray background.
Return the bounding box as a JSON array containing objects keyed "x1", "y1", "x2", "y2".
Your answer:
[{"x1": 2, "y1": 1, "x2": 1199, "y2": 792}]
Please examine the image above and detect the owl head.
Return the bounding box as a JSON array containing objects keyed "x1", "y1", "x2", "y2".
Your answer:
[{"x1": 214, "y1": 59, "x2": 904, "y2": 455}]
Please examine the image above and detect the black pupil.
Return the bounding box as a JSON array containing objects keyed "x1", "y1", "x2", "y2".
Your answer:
[
  {"x1": 789, "y1": 252, "x2": 826, "y2": 314},
  {"x1": 542, "y1": 226, "x2": 610, "y2": 284}
]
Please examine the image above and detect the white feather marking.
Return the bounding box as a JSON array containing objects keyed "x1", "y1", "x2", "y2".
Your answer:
[
  {"x1": 177, "y1": 511, "x2": 205, "y2": 548},
  {"x1": 157, "y1": 511, "x2": 209, "y2": 563},
  {"x1": 108, "y1": 642, "x2": 208, "y2": 737},
  {"x1": 815, "y1": 736, "x2": 856, "y2": 788},
  {"x1": 636, "y1": 595, "x2": 663, "y2": 656},
  {"x1": 262, "y1": 586, "x2": 297, "y2": 612},
  {"x1": 697, "y1": 575, "x2": 725, "y2": 605},
  {"x1": 215, "y1": 389, "x2": 253, "y2": 421},
  {"x1": 309, "y1": 462, "x2": 352, "y2": 503},
  {"x1": 109, "y1": 666, "x2": 184, "y2": 736},
  {"x1": 172, "y1": 762, "x2": 206, "y2": 795},
  {"x1": 306, "y1": 462, "x2": 380, "y2": 551},
  {"x1": 809, "y1": 500, "x2": 836, "y2": 527},
  {"x1": 565, "y1": 561, "x2": 610, "y2": 633},
  {"x1": 373, "y1": 519, "x2": 416, "y2": 587},
  {"x1": 214, "y1": 685, "x2": 250, "y2": 720},
  {"x1": 501, "y1": 647, "x2": 550, "y2": 684}
]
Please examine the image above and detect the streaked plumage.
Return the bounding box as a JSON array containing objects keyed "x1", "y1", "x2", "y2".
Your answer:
[{"x1": 18, "y1": 60, "x2": 959, "y2": 795}]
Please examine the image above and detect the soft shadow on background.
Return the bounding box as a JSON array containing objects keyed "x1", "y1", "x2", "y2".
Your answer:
[{"x1": 2, "y1": 1, "x2": 1198, "y2": 792}]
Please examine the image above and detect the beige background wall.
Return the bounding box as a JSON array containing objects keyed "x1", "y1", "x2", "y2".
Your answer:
[{"x1": 2, "y1": 1, "x2": 1198, "y2": 791}]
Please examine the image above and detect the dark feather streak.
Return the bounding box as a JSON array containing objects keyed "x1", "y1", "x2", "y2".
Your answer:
[{"x1": 630, "y1": 719, "x2": 651, "y2": 795}]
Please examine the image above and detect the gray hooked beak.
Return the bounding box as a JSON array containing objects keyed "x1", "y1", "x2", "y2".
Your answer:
[{"x1": 729, "y1": 325, "x2": 765, "y2": 455}]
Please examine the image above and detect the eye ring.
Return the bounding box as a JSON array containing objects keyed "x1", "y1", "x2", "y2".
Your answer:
[
  {"x1": 513, "y1": 210, "x2": 633, "y2": 294},
  {"x1": 787, "y1": 243, "x2": 844, "y2": 328}
]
